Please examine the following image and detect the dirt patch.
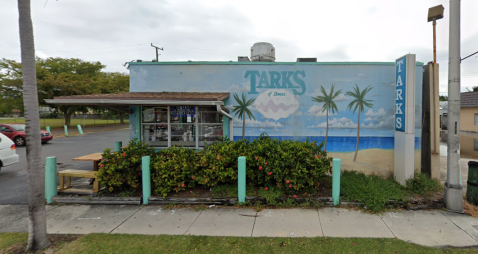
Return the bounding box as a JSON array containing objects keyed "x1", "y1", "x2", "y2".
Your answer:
[
  {"x1": 3, "y1": 234, "x2": 81, "y2": 254},
  {"x1": 464, "y1": 199, "x2": 478, "y2": 217}
]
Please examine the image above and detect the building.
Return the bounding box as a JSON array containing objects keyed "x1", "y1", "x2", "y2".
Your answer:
[
  {"x1": 460, "y1": 91, "x2": 478, "y2": 133},
  {"x1": 46, "y1": 43, "x2": 424, "y2": 176}
]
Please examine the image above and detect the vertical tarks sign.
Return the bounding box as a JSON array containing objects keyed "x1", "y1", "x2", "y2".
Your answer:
[
  {"x1": 395, "y1": 57, "x2": 406, "y2": 132},
  {"x1": 394, "y1": 54, "x2": 416, "y2": 186}
]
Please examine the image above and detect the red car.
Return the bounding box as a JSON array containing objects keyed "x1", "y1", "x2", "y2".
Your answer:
[{"x1": 0, "y1": 124, "x2": 53, "y2": 146}]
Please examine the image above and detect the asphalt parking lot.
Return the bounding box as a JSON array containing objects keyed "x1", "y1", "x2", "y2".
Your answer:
[{"x1": 0, "y1": 128, "x2": 130, "y2": 204}]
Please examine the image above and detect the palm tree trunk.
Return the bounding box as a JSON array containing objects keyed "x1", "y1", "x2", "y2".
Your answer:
[
  {"x1": 18, "y1": 0, "x2": 50, "y2": 250},
  {"x1": 242, "y1": 109, "x2": 245, "y2": 139},
  {"x1": 353, "y1": 106, "x2": 361, "y2": 161},
  {"x1": 325, "y1": 109, "x2": 329, "y2": 152}
]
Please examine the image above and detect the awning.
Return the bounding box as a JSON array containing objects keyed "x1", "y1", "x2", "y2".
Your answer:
[{"x1": 45, "y1": 92, "x2": 230, "y2": 112}]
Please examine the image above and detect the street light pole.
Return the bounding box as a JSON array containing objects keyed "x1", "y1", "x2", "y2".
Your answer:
[
  {"x1": 445, "y1": 0, "x2": 463, "y2": 212},
  {"x1": 433, "y1": 19, "x2": 437, "y2": 64}
]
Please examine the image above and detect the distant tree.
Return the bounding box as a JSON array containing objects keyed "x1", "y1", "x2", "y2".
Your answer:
[
  {"x1": 439, "y1": 95, "x2": 448, "y2": 101},
  {"x1": 473, "y1": 86, "x2": 478, "y2": 92},
  {"x1": 312, "y1": 84, "x2": 342, "y2": 152},
  {"x1": 346, "y1": 84, "x2": 374, "y2": 162},
  {"x1": 0, "y1": 57, "x2": 129, "y2": 126},
  {"x1": 232, "y1": 92, "x2": 256, "y2": 139},
  {"x1": 17, "y1": 0, "x2": 50, "y2": 251}
]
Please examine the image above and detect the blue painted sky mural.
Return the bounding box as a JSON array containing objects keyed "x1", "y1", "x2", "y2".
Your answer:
[{"x1": 129, "y1": 62, "x2": 423, "y2": 153}]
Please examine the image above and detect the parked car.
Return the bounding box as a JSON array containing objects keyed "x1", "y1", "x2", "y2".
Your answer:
[
  {"x1": 0, "y1": 133, "x2": 19, "y2": 172},
  {"x1": 0, "y1": 124, "x2": 53, "y2": 146}
]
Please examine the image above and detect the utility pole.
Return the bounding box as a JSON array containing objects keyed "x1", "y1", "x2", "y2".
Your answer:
[
  {"x1": 445, "y1": 0, "x2": 463, "y2": 212},
  {"x1": 151, "y1": 43, "x2": 163, "y2": 62}
]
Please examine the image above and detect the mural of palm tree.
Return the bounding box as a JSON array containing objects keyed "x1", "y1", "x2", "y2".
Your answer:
[
  {"x1": 346, "y1": 84, "x2": 373, "y2": 161},
  {"x1": 312, "y1": 84, "x2": 342, "y2": 151},
  {"x1": 232, "y1": 92, "x2": 256, "y2": 139}
]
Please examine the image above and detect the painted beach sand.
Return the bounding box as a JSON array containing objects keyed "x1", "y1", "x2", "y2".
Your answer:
[{"x1": 328, "y1": 149, "x2": 422, "y2": 177}]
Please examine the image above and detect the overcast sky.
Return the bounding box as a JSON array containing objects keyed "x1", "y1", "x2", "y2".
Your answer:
[{"x1": 1, "y1": 0, "x2": 477, "y2": 95}]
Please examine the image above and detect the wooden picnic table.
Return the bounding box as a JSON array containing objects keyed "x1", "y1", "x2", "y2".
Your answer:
[{"x1": 72, "y1": 152, "x2": 103, "y2": 171}]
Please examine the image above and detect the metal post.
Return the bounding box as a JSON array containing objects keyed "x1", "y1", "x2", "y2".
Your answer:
[
  {"x1": 332, "y1": 158, "x2": 341, "y2": 206},
  {"x1": 142, "y1": 156, "x2": 151, "y2": 205},
  {"x1": 77, "y1": 124, "x2": 83, "y2": 135},
  {"x1": 238, "y1": 156, "x2": 246, "y2": 204},
  {"x1": 433, "y1": 19, "x2": 437, "y2": 64},
  {"x1": 115, "y1": 141, "x2": 122, "y2": 152},
  {"x1": 64, "y1": 125, "x2": 68, "y2": 137},
  {"x1": 445, "y1": 0, "x2": 463, "y2": 212},
  {"x1": 45, "y1": 156, "x2": 57, "y2": 204}
]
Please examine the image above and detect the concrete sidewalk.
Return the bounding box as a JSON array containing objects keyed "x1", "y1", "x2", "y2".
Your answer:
[{"x1": 1, "y1": 205, "x2": 477, "y2": 248}]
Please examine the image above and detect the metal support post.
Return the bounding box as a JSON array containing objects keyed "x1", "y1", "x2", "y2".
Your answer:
[
  {"x1": 142, "y1": 156, "x2": 151, "y2": 205},
  {"x1": 332, "y1": 158, "x2": 341, "y2": 206},
  {"x1": 45, "y1": 156, "x2": 58, "y2": 204},
  {"x1": 445, "y1": 0, "x2": 463, "y2": 212},
  {"x1": 238, "y1": 156, "x2": 246, "y2": 204}
]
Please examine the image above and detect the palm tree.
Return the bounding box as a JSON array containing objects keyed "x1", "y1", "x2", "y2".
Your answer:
[
  {"x1": 232, "y1": 92, "x2": 256, "y2": 139},
  {"x1": 346, "y1": 84, "x2": 374, "y2": 162},
  {"x1": 312, "y1": 84, "x2": 342, "y2": 151},
  {"x1": 18, "y1": 0, "x2": 50, "y2": 250}
]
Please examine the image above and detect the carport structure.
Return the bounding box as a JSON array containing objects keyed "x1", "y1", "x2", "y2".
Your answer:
[{"x1": 46, "y1": 92, "x2": 233, "y2": 149}]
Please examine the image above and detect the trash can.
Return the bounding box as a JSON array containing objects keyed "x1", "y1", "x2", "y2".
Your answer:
[{"x1": 467, "y1": 161, "x2": 478, "y2": 205}]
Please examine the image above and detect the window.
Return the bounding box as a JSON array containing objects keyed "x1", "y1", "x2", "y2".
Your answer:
[
  {"x1": 141, "y1": 106, "x2": 224, "y2": 148},
  {"x1": 197, "y1": 106, "x2": 224, "y2": 146},
  {"x1": 141, "y1": 106, "x2": 168, "y2": 147},
  {"x1": 475, "y1": 113, "x2": 478, "y2": 126},
  {"x1": 474, "y1": 139, "x2": 478, "y2": 152},
  {"x1": 170, "y1": 106, "x2": 196, "y2": 147}
]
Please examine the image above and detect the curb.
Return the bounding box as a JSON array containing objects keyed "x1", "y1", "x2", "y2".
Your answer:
[{"x1": 50, "y1": 195, "x2": 444, "y2": 211}]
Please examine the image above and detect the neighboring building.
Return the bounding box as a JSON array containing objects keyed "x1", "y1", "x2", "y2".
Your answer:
[{"x1": 460, "y1": 91, "x2": 478, "y2": 133}]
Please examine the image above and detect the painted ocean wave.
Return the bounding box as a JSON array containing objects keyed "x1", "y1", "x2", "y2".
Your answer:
[{"x1": 233, "y1": 136, "x2": 421, "y2": 152}]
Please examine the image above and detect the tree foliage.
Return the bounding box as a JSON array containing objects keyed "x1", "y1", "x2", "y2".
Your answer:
[{"x1": 0, "y1": 57, "x2": 129, "y2": 124}]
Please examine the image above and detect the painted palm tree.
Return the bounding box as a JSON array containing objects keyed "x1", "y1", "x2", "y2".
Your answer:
[
  {"x1": 346, "y1": 84, "x2": 374, "y2": 162},
  {"x1": 312, "y1": 84, "x2": 342, "y2": 151},
  {"x1": 18, "y1": 0, "x2": 50, "y2": 250},
  {"x1": 232, "y1": 92, "x2": 256, "y2": 139}
]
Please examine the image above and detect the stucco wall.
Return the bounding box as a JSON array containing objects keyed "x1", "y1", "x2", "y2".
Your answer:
[{"x1": 460, "y1": 107, "x2": 478, "y2": 133}]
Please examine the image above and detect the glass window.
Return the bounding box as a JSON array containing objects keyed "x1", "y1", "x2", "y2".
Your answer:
[
  {"x1": 170, "y1": 106, "x2": 196, "y2": 147},
  {"x1": 475, "y1": 114, "x2": 478, "y2": 126},
  {"x1": 474, "y1": 139, "x2": 478, "y2": 152},
  {"x1": 142, "y1": 107, "x2": 168, "y2": 147},
  {"x1": 197, "y1": 107, "x2": 223, "y2": 146},
  {"x1": 141, "y1": 105, "x2": 224, "y2": 148}
]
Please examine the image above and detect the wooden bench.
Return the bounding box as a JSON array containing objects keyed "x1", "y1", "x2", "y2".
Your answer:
[{"x1": 58, "y1": 169, "x2": 99, "y2": 193}]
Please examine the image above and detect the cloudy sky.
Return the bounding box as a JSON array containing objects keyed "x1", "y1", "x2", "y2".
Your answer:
[{"x1": 1, "y1": 0, "x2": 477, "y2": 95}]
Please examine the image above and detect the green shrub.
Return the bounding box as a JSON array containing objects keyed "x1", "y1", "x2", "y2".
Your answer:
[
  {"x1": 97, "y1": 139, "x2": 153, "y2": 192},
  {"x1": 244, "y1": 134, "x2": 331, "y2": 194},
  {"x1": 406, "y1": 173, "x2": 443, "y2": 196},
  {"x1": 98, "y1": 134, "x2": 332, "y2": 198},
  {"x1": 150, "y1": 147, "x2": 200, "y2": 197}
]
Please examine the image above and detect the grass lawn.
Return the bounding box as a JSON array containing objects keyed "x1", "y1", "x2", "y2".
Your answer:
[
  {"x1": 0, "y1": 118, "x2": 128, "y2": 129},
  {"x1": 1, "y1": 233, "x2": 477, "y2": 254}
]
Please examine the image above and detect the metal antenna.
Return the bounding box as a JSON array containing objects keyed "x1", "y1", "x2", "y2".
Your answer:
[{"x1": 151, "y1": 43, "x2": 164, "y2": 61}]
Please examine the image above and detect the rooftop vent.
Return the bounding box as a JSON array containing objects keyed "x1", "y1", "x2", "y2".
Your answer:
[
  {"x1": 238, "y1": 56, "x2": 250, "y2": 62},
  {"x1": 297, "y1": 58, "x2": 317, "y2": 62},
  {"x1": 251, "y1": 42, "x2": 275, "y2": 62}
]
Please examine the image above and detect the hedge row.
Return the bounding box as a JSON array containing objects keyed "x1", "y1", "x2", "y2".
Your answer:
[{"x1": 97, "y1": 134, "x2": 333, "y2": 197}]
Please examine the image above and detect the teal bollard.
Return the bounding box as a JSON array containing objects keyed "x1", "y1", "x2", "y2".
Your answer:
[
  {"x1": 64, "y1": 125, "x2": 68, "y2": 136},
  {"x1": 332, "y1": 158, "x2": 341, "y2": 206},
  {"x1": 115, "y1": 141, "x2": 122, "y2": 152},
  {"x1": 46, "y1": 126, "x2": 51, "y2": 133},
  {"x1": 142, "y1": 156, "x2": 151, "y2": 205},
  {"x1": 45, "y1": 156, "x2": 58, "y2": 204},
  {"x1": 77, "y1": 124, "x2": 83, "y2": 135},
  {"x1": 238, "y1": 156, "x2": 246, "y2": 204}
]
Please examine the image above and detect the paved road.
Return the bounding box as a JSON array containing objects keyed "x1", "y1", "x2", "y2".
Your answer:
[{"x1": 0, "y1": 128, "x2": 130, "y2": 205}]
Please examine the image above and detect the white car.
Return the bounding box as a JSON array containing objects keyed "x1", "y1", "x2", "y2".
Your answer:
[{"x1": 0, "y1": 132, "x2": 19, "y2": 172}]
